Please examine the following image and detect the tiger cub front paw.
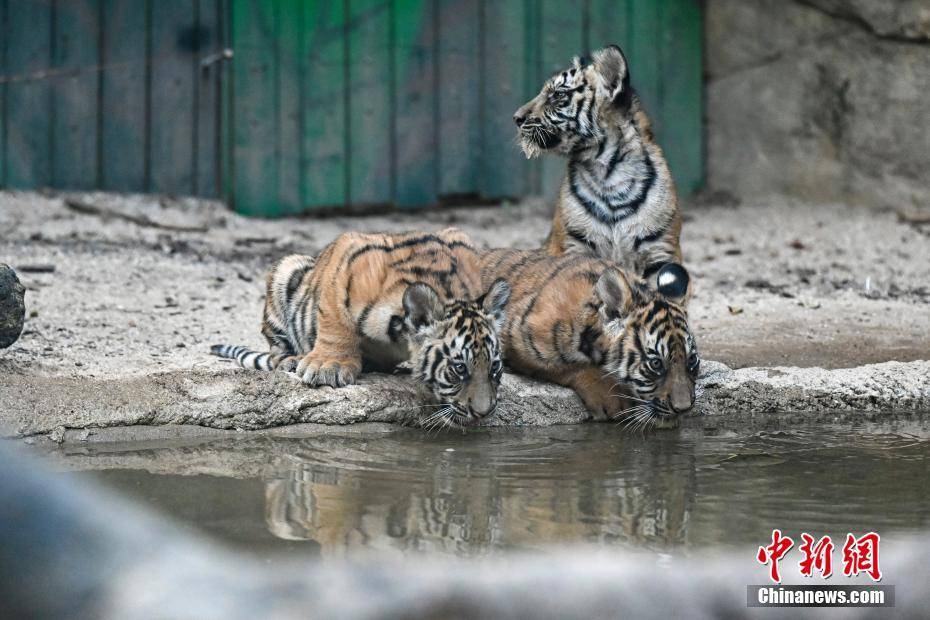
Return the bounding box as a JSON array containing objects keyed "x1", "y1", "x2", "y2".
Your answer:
[{"x1": 295, "y1": 355, "x2": 361, "y2": 388}]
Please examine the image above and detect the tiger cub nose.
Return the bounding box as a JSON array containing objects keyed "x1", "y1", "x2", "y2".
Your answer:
[{"x1": 513, "y1": 113, "x2": 527, "y2": 127}]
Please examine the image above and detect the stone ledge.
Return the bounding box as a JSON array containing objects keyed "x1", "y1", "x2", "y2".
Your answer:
[{"x1": 2, "y1": 360, "x2": 928, "y2": 438}]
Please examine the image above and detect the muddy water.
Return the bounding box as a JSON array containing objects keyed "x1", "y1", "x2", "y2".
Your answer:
[{"x1": 65, "y1": 418, "x2": 930, "y2": 561}]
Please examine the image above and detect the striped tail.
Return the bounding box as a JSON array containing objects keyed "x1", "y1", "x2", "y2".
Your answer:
[{"x1": 210, "y1": 344, "x2": 295, "y2": 371}]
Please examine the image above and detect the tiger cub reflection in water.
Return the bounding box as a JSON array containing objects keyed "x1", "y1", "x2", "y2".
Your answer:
[
  {"x1": 262, "y1": 435, "x2": 693, "y2": 556},
  {"x1": 211, "y1": 228, "x2": 510, "y2": 428}
]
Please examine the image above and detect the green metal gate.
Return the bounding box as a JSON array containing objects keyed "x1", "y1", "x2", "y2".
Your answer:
[{"x1": 0, "y1": 0, "x2": 702, "y2": 217}]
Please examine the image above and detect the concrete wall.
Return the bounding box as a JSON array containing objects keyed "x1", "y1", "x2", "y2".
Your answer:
[{"x1": 705, "y1": 0, "x2": 930, "y2": 207}]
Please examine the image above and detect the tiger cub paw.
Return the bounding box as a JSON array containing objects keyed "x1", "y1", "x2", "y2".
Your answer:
[
  {"x1": 296, "y1": 355, "x2": 360, "y2": 388},
  {"x1": 276, "y1": 357, "x2": 299, "y2": 373}
]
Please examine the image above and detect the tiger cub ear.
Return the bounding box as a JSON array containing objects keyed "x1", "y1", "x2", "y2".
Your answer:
[
  {"x1": 656, "y1": 263, "x2": 690, "y2": 304},
  {"x1": 402, "y1": 283, "x2": 444, "y2": 336},
  {"x1": 478, "y1": 279, "x2": 510, "y2": 329},
  {"x1": 592, "y1": 44, "x2": 629, "y2": 104},
  {"x1": 595, "y1": 267, "x2": 634, "y2": 325}
]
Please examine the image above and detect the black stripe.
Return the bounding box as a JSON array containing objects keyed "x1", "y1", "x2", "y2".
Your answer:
[
  {"x1": 606, "y1": 152, "x2": 656, "y2": 215},
  {"x1": 356, "y1": 302, "x2": 374, "y2": 336},
  {"x1": 522, "y1": 322, "x2": 545, "y2": 363},
  {"x1": 578, "y1": 324, "x2": 601, "y2": 363},
  {"x1": 551, "y1": 321, "x2": 571, "y2": 364},
  {"x1": 565, "y1": 226, "x2": 597, "y2": 253},
  {"x1": 427, "y1": 348, "x2": 443, "y2": 379},
  {"x1": 306, "y1": 285, "x2": 321, "y2": 350},
  {"x1": 343, "y1": 273, "x2": 354, "y2": 310},
  {"x1": 633, "y1": 226, "x2": 666, "y2": 251},
  {"x1": 643, "y1": 300, "x2": 669, "y2": 326},
  {"x1": 584, "y1": 98, "x2": 595, "y2": 135},
  {"x1": 386, "y1": 314, "x2": 404, "y2": 342},
  {"x1": 642, "y1": 261, "x2": 667, "y2": 280},
  {"x1": 604, "y1": 142, "x2": 626, "y2": 179},
  {"x1": 569, "y1": 163, "x2": 607, "y2": 222},
  {"x1": 285, "y1": 265, "x2": 310, "y2": 306},
  {"x1": 346, "y1": 234, "x2": 473, "y2": 267},
  {"x1": 291, "y1": 278, "x2": 316, "y2": 347},
  {"x1": 391, "y1": 248, "x2": 439, "y2": 267}
]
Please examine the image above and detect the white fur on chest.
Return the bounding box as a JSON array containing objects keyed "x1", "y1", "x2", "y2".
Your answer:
[
  {"x1": 360, "y1": 302, "x2": 409, "y2": 367},
  {"x1": 561, "y1": 184, "x2": 666, "y2": 267}
]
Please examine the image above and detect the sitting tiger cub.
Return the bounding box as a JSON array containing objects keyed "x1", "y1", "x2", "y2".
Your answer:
[
  {"x1": 513, "y1": 44, "x2": 682, "y2": 285},
  {"x1": 212, "y1": 228, "x2": 510, "y2": 427},
  {"x1": 480, "y1": 249, "x2": 698, "y2": 428}
]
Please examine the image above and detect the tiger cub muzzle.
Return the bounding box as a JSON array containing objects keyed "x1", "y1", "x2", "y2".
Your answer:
[{"x1": 404, "y1": 279, "x2": 510, "y2": 428}]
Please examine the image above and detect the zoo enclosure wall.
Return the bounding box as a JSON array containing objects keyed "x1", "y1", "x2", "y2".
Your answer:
[{"x1": 0, "y1": 0, "x2": 703, "y2": 217}]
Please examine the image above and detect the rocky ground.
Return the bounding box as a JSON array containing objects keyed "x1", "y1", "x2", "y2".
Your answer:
[{"x1": 1, "y1": 190, "x2": 928, "y2": 440}]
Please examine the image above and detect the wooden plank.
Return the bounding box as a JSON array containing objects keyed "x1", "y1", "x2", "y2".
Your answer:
[
  {"x1": 480, "y1": 0, "x2": 527, "y2": 201},
  {"x1": 0, "y1": 0, "x2": 7, "y2": 187},
  {"x1": 150, "y1": 0, "x2": 196, "y2": 195},
  {"x1": 100, "y1": 0, "x2": 148, "y2": 191},
  {"x1": 230, "y1": 0, "x2": 278, "y2": 215},
  {"x1": 277, "y1": 0, "x2": 300, "y2": 213},
  {"x1": 437, "y1": 0, "x2": 480, "y2": 199},
  {"x1": 219, "y1": 0, "x2": 234, "y2": 204},
  {"x1": 195, "y1": 0, "x2": 221, "y2": 198},
  {"x1": 52, "y1": 0, "x2": 101, "y2": 189},
  {"x1": 587, "y1": 0, "x2": 631, "y2": 52},
  {"x1": 629, "y1": 0, "x2": 660, "y2": 134},
  {"x1": 347, "y1": 0, "x2": 392, "y2": 207},
  {"x1": 6, "y1": 0, "x2": 53, "y2": 188},
  {"x1": 300, "y1": 0, "x2": 347, "y2": 210},
  {"x1": 523, "y1": 0, "x2": 542, "y2": 196},
  {"x1": 392, "y1": 0, "x2": 436, "y2": 208},
  {"x1": 539, "y1": 0, "x2": 583, "y2": 202},
  {"x1": 660, "y1": 0, "x2": 703, "y2": 195}
]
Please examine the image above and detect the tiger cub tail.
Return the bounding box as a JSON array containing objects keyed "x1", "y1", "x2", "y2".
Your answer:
[{"x1": 209, "y1": 344, "x2": 298, "y2": 372}]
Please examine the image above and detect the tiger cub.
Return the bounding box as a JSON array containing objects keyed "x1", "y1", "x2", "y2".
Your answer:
[
  {"x1": 480, "y1": 249, "x2": 698, "y2": 428},
  {"x1": 212, "y1": 228, "x2": 511, "y2": 427},
  {"x1": 513, "y1": 44, "x2": 682, "y2": 285}
]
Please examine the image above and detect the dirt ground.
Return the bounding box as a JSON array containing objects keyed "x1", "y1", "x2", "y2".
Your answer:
[{"x1": 1, "y1": 190, "x2": 928, "y2": 378}]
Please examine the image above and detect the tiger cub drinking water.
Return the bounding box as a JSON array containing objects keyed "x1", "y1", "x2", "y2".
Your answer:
[
  {"x1": 480, "y1": 250, "x2": 698, "y2": 428},
  {"x1": 513, "y1": 44, "x2": 682, "y2": 286},
  {"x1": 212, "y1": 228, "x2": 510, "y2": 427}
]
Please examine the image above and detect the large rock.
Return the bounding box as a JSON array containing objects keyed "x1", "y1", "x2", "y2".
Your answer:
[
  {"x1": 2, "y1": 360, "x2": 928, "y2": 438},
  {"x1": 705, "y1": 0, "x2": 930, "y2": 206},
  {"x1": 0, "y1": 265, "x2": 26, "y2": 349}
]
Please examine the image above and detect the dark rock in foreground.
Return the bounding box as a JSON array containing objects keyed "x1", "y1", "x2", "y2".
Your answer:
[{"x1": 0, "y1": 265, "x2": 26, "y2": 349}]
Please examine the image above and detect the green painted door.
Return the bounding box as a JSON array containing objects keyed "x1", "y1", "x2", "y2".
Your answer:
[
  {"x1": 0, "y1": 0, "x2": 227, "y2": 197},
  {"x1": 228, "y1": 0, "x2": 703, "y2": 216},
  {"x1": 0, "y1": 1, "x2": 701, "y2": 215}
]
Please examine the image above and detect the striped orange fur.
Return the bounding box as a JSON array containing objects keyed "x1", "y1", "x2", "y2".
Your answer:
[
  {"x1": 212, "y1": 228, "x2": 510, "y2": 427},
  {"x1": 480, "y1": 249, "x2": 698, "y2": 428}
]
